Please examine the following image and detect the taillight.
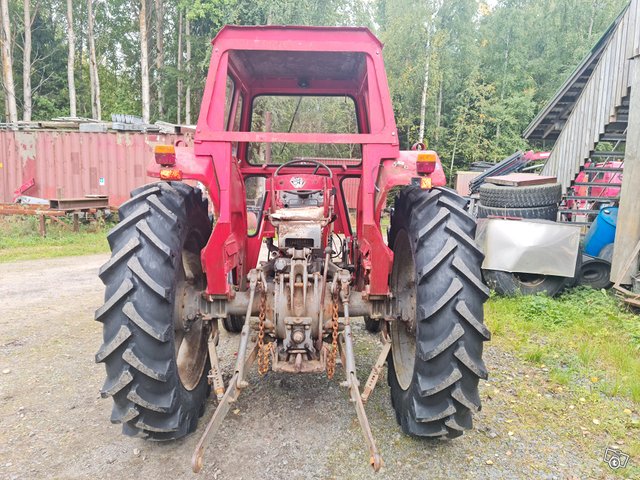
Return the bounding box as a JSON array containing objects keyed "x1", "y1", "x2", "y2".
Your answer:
[
  {"x1": 160, "y1": 168, "x2": 183, "y2": 181},
  {"x1": 416, "y1": 151, "x2": 438, "y2": 174},
  {"x1": 154, "y1": 144, "x2": 177, "y2": 166}
]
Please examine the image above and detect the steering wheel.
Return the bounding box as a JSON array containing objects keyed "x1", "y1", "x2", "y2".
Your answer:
[
  {"x1": 273, "y1": 160, "x2": 333, "y2": 197},
  {"x1": 273, "y1": 159, "x2": 333, "y2": 178}
]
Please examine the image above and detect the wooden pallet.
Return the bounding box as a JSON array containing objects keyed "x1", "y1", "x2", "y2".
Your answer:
[{"x1": 484, "y1": 173, "x2": 557, "y2": 187}]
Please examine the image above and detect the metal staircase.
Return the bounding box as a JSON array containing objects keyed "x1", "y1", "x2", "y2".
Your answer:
[
  {"x1": 533, "y1": 0, "x2": 638, "y2": 224},
  {"x1": 558, "y1": 100, "x2": 628, "y2": 224}
]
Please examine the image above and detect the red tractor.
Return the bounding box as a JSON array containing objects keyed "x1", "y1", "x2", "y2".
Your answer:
[{"x1": 95, "y1": 26, "x2": 490, "y2": 472}]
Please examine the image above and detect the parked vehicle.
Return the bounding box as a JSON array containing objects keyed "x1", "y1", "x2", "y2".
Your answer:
[{"x1": 563, "y1": 160, "x2": 622, "y2": 222}]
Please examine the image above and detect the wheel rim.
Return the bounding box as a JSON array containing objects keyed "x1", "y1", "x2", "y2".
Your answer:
[
  {"x1": 174, "y1": 231, "x2": 209, "y2": 391},
  {"x1": 390, "y1": 229, "x2": 417, "y2": 391}
]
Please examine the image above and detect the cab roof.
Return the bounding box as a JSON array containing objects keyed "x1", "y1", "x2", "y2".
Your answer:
[
  {"x1": 212, "y1": 25, "x2": 383, "y2": 51},
  {"x1": 213, "y1": 26, "x2": 383, "y2": 87}
]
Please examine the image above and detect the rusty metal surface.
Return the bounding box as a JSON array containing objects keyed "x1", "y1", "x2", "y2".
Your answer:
[
  {"x1": 454, "y1": 171, "x2": 481, "y2": 196},
  {"x1": 49, "y1": 196, "x2": 109, "y2": 210},
  {"x1": 0, "y1": 130, "x2": 189, "y2": 206}
]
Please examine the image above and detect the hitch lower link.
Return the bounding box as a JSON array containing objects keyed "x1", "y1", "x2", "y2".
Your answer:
[{"x1": 191, "y1": 270, "x2": 387, "y2": 473}]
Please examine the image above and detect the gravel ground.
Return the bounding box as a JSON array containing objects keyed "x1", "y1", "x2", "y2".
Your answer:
[{"x1": 0, "y1": 255, "x2": 634, "y2": 479}]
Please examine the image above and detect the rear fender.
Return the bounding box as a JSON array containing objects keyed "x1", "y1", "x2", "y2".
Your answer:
[
  {"x1": 148, "y1": 144, "x2": 248, "y2": 297},
  {"x1": 374, "y1": 150, "x2": 446, "y2": 218},
  {"x1": 147, "y1": 146, "x2": 220, "y2": 209}
]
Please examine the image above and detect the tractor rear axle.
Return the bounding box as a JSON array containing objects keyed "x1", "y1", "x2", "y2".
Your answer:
[{"x1": 191, "y1": 266, "x2": 387, "y2": 473}]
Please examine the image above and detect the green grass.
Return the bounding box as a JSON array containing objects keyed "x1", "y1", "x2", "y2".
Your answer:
[
  {"x1": 486, "y1": 287, "x2": 640, "y2": 402},
  {"x1": 0, "y1": 215, "x2": 111, "y2": 263}
]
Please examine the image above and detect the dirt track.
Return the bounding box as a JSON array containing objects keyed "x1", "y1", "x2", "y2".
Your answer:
[{"x1": 0, "y1": 255, "x2": 630, "y2": 479}]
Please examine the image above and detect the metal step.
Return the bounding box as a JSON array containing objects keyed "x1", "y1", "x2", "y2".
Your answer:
[
  {"x1": 590, "y1": 151, "x2": 625, "y2": 159},
  {"x1": 599, "y1": 133, "x2": 627, "y2": 142},
  {"x1": 564, "y1": 195, "x2": 620, "y2": 201},
  {"x1": 558, "y1": 209, "x2": 604, "y2": 214},
  {"x1": 582, "y1": 167, "x2": 623, "y2": 173},
  {"x1": 573, "y1": 182, "x2": 622, "y2": 187},
  {"x1": 605, "y1": 121, "x2": 629, "y2": 132},
  {"x1": 557, "y1": 220, "x2": 594, "y2": 226}
]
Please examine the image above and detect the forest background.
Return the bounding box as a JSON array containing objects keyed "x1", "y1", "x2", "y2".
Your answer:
[{"x1": 0, "y1": 0, "x2": 630, "y2": 172}]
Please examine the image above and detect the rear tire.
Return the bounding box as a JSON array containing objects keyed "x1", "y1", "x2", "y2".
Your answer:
[
  {"x1": 387, "y1": 187, "x2": 490, "y2": 438},
  {"x1": 95, "y1": 182, "x2": 212, "y2": 440}
]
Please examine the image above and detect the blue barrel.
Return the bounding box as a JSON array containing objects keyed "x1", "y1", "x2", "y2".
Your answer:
[{"x1": 584, "y1": 207, "x2": 618, "y2": 256}]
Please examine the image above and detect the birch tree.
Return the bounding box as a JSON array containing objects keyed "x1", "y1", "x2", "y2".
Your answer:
[
  {"x1": 185, "y1": 15, "x2": 191, "y2": 124},
  {"x1": 22, "y1": 0, "x2": 33, "y2": 121},
  {"x1": 140, "y1": 0, "x2": 150, "y2": 123},
  {"x1": 66, "y1": 0, "x2": 76, "y2": 117},
  {"x1": 87, "y1": 0, "x2": 101, "y2": 120},
  {"x1": 154, "y1": 0, "x2": 163, "y2": 118},
  {"x1": 177, "y1": 8, "x2": 183, "y2": 124},
  {"x1": 0, "y1": 0, "x2": 17, "y2": 123},
  {"x1": 418, "y1": 0, "x2": 443, "y2": 145}
]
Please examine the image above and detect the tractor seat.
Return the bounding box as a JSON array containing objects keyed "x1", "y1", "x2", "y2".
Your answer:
[{"x1": 270, "y1": 205, "x2": 326, "y2": 222}]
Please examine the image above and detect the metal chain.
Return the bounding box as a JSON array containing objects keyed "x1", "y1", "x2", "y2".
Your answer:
[
  {"x1": 326, "y1": 293, "x2": 340, "y2": 379},
  {"x1": 257, "y1": 286, "x2": 271, "y2": 376}
]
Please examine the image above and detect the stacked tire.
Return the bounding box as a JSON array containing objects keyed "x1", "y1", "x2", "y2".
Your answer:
[{"x1": 476, "y1": 182, "x2": 562, "y2": 221}]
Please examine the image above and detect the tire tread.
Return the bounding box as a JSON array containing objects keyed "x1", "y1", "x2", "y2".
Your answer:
[
  {"x1": 388, "y1": 186, "x2": 490, "y2": 439},
  {"x1": 96, "y1": 182, "x2": 211, "y2": 440}
]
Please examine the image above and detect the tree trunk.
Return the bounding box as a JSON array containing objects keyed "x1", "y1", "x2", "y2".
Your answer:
[
  {"x1": 450, "y1": 101, "x2": 468, "y2": 176},
  {"x1": 418, "y1": 2, "x2": 442, "y2": 145},
  {"x1": 177, "y1": 9, "x2": 182, "y2": 124},
  {"x1": 418, "y1": 36, "x2": 431, "y2": 144},
  {"x1": 140, "y1": 0, "x2": 150, "y2": 123},
  {"x1": 0, "y1": 0, "x2": 17, "y2": 123},
  {"x1": 435, "y1": 81, "x2": 443, "y2": 143},
  {"x1": 496, "y1": 29, "x2": 512, "y2": 141},
  {"x1": 154, "y1": 0, "x2": 163, "y2": 118},
  {"x1": 22, "y1": 0, "x2": 32, "y2": 121},
  {"x1": 87, "y1": 0, "x2": 101, "y2": 120},
  {"x1": 588, "y1": 0, "x2": 597, "y2": 41},
  {"x1": 185, "y1": 16, "x2": 191, "y2": 125},
  {"x1": 66, "y1": 0, "x2": 76, "y2": 117},
  {"x1": 449, "y1": 123, "x2": 463, "y2": 176}
]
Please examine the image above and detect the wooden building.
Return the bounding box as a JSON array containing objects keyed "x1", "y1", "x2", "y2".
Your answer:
[{"x1": 523, "y1": 0, "x2": 640, "y2": 284}]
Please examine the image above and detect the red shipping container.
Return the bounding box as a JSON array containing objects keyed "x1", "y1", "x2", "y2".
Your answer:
[{"x1": 0, "y1": 130, "x2": 189, "y2": 206}]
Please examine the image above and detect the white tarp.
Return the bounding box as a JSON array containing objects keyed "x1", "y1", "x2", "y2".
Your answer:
[{"x1": 476, "y1": 219, "x2": 581, "y2": 278}]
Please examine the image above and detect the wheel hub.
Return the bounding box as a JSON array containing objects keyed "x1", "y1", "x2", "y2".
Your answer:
[
  {"x1": 174, "y1": 233, "x2": 210, "y2": 391},
  {"x1": 390, "y1": 229, "x2": 417, "y2": 391}
]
